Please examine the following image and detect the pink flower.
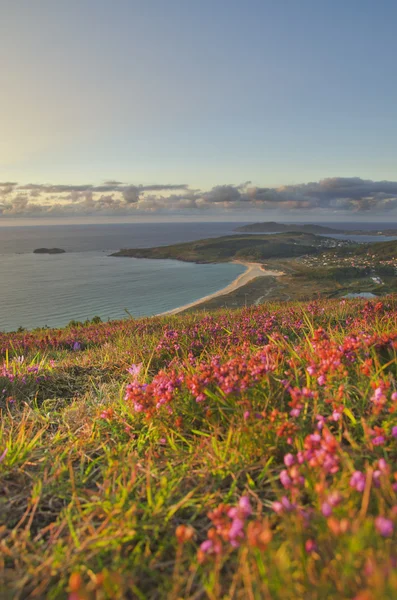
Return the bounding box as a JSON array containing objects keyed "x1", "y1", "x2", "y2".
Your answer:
[
  {"x1": 238, "y1": 496, "x2": 252, "y2": 517},
  {"x1": 331, "y1": 410, "x2": 342, "y2": 422},
  {"x1": 372, "y1": 435, "x2": 385, "y2": 446},
  {"x1": 128, "y1": 363, "x2": 143, "y2": 378},
  {"x1": 280, "y1": 470, "x2": 292, "y2": 488},
  {"x1": 321, "y1": 502, "x2": 332, "y2": 517},
  {"x1": 375, "y1": 517, "x2": 394, "y2": 537},
  {"x1": 392, "y1": 426, "x2": 397, "y2": 438},
  {"x1": 283, "y1": 453, "x2": 295, "y2": 467},
  {"x1": 350, "y1": 471, "x2": 366, "y2": 492},
  {"x1": 305, "y1": 539, "x2": 317, "y2": 553}
]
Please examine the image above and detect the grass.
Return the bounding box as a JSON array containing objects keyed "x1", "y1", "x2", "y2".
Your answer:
[{"x1": 1, "y1": 298, "x2": 397, "y2": 598}]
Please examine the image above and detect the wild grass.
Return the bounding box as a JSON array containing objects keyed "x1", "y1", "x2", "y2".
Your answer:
[{"x1": 1, "y1": 297, "x2": 397, "y2": 599}]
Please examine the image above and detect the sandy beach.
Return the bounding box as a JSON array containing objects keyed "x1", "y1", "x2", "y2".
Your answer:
[{"x1": 158, "y1": 261, "x2": 284, "y2": 316}]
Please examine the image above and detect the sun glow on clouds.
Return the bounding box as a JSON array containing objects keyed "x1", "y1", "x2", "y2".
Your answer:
[{"x1": 1, "y1": 177, "x2": 397, "y2": 220}]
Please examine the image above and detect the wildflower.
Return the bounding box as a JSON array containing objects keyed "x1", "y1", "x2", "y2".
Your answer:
[
  {"x1": 305, "y1": 539, "x2": 317, "y2": 553},
  {"x1": 272, "y1": 496, "x2": 295, "y2": 514},
  {"x1": 375, "y1": 516, "x2": 394, "y2": 537},
  {"x1": 72, "y1": 342, "x2": 81, "y2": 351},
  {"x1": 280, "y1": 470, "x2": 292, "y2": 488},
  {"x1": 392, "y1": 426, "x2": 397, "y2": 438},
  {"x1": 350, "y1": 471, "x2": 366, "y2": 492},
  {"x1": 175, "y1": 524, "x2": 195, "y2": 544},
  {"x1": 290, "y1": 408, "x2": 301, "y2": 418},
  {"x1": 283, "y1": 453, "x2": 295, "y2": 467},
  {"x1": 331, "y1": 409, "x2": 342, "y2": 422},
  {"x1": 372, "y1": 435, "x2": 385, "y2": 446},
  {"x1": 128, "y1": 363, "x2": 143, "y2": 378},
  {"x1": 321, "y1": 502, "x2": 332, "y2": 517},
  {"x1": 246, "y1": 520, "x2": 272, "y2": 550}
]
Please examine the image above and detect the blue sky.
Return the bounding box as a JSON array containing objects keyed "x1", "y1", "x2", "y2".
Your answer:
[{"x1": 1, "y1": 0, "x2": 397, "y2": 221}]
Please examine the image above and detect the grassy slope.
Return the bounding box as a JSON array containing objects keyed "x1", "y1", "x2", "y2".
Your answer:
[{"x1": 1, "y1": 299, "x2": 397, "y2": 598}]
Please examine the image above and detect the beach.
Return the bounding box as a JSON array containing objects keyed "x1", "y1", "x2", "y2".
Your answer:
[{"x1": 158, "y1": 261, "x2": 284, "y2": 315}]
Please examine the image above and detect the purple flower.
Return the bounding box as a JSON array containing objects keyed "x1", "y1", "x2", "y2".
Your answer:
[
  {"x1": 350, "y1": 471, "x2": 366, "y2": 492},
  {"x1": 372, "y1": 436, "x2": 385, "y2": 446},
  {"x1": 72, "y1": 342, "x2": 81, "y2": 351},
  {"x1": 327, "y1": 491, "x2": 342, "y2": 507},
  {"x1": 375, "y1": 517, "x2": 394, "y2": 537},
  {"x1": 321, "y1": 502, "x2": 332, "y2": 517},
  {"x1": 284, "y1": 453, "x2": 295, "y2": 467},
  {"x1": 392, "y1": 426, "x2": 397, "y2": 438},
  {"x1": 280, "y1": 470, "x2": 292, "y2": 488},
  {"x1": 128, "y1": 363, "x2": 143, "y2": 378},
  {"x1": 200, "y1": 539, "x2": 213, "y2": 553},
  {"x1": 290, "y1": 408, "x2": 301, "y2": 418},
  {"x1": 305, "y1": 539, "x2": 317, "y2": 553},
  {"x1": 238, "y1": 495, "x2": 252, "y2": 517}
]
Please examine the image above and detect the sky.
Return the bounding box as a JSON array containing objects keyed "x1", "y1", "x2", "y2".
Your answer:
[{"x1": 1, "y1": 0, "x2": 397, "y2": 223}]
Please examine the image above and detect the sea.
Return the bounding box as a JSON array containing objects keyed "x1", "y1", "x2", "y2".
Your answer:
[{"x1": 0, "y1": 221, "x2": 396, "y2": 332}]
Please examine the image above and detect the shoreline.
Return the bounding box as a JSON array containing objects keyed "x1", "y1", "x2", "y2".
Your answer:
[{"x1": 157, "y1": 261, "x2": 284, "y2": 316}]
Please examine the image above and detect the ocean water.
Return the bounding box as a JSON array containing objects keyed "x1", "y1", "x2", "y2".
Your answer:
[{"x1": 0, "y1": 222, "x2": 246, "y2": 332}]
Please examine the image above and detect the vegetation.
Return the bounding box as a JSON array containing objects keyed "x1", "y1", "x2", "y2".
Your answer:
[
  {"x1": 1, "y1": 298, "x2": 397, "y2": 598},
  {"x1": 111, "y1": 232, "x2": 345, "y2": 263}
]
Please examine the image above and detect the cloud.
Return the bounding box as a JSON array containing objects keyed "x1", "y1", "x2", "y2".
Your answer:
[{"x1": 2, "y1": 177, "x2": 397, "y2": 218}]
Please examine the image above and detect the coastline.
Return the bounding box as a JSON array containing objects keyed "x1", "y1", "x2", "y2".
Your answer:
[{"x1": 157, "y1": 260, "x2": 284, "y2": 316}]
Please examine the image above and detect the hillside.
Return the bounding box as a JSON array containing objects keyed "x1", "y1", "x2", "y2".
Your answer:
[
  {"x1": 339, "y1": 238, "x2": 397, "y2": 260},
  {"x1": 1, "y1": 298, "x2": 397, "y2": 598},
  {"x1": 112, "y1": 232, "x2": 345, "y2": 263},
  {"x1": 235, "y1": 221, "x2": 342, "y2": 234}
]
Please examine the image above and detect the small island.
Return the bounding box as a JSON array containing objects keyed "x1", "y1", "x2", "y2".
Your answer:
[{"x1": 33, "y1": 248, "x2": 66, "y2": 254}]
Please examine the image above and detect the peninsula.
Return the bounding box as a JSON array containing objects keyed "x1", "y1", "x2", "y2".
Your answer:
[{"x1": 111, "y1": 232, "x2": 350, "y2": 263}]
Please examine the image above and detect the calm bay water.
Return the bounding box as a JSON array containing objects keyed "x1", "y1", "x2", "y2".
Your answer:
[{"x1": 0, "y1": 222, "x2": 245, "y2": 332}]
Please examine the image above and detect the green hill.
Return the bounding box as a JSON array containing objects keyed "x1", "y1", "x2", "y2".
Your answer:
[{"x1": 112, "y1": 232, "x2": 339, "y2": 262}]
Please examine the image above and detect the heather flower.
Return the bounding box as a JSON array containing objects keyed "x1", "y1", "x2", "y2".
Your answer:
[
  {"x1": 372, "y1": 435, "x2": 385, "y2": 446},
  {"x1": 392, "y1": 426, "x2": 397, "y2": 438},
  {"x1": 350, "y1": 471, "x2": 366, "y2": 492},
  {"x1": 280, "y1": 470, "x2": 292, "y2": 488},
  {"x1": 321, "y1": 502, "x2": 332, "y2": 517},
  {"x1": 283, "y1": 453, "x2": 295, "y2": 467},
  {"x1": 290, "y1": 408, "x2": 301, "y2": 418},
  {"x1": 128, "y1": 363, "x2": 143, "y2": 378},
  {"x1": 305, "y1": 539, "x2": 317, "y2": 553},
  {"x1": 331, "y1": 410, "x2": 342, "y2": 422},
  {"x1": 375, "y1": 516, "x2": 394, "y2": 537}
]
